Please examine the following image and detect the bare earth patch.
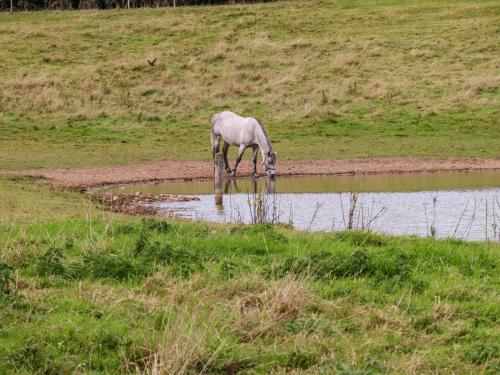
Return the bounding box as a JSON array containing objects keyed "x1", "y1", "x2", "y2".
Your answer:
[{"x1": 2, "y1": 157, "x2": 500, "y2": 190}]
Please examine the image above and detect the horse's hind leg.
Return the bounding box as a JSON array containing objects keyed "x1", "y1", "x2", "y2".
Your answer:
[
  {"x1": 211, "y1": 133, "x2": 221, "y2": 159},
  {"x1": 231, "y1": 144, "x2": 246, "y2": 177},
  {"x1": 222, "y1": 141, "x2": 231, "y2": 173}
]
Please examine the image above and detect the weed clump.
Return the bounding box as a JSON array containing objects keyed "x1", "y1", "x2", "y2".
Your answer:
[
  {"x1": 412, "y1": 316, "x2": 442, "y2": 334},
  {"x1": 285, "y1": 317, "x2": 334, "y2": 335},
  {"x1": 334, "y1": 230, "x2": 388, "y2": 247},
  {"x1": 80, "y1": 253, "x2": 146, "y2": 281},
  {"x1": 115, "y1": 223, "x2": 137, "y2": 235},
  {"x1": 464, "y1": 343, "x2": 499, "y2": 365},
  {"x1": 0, "y1": 261, "x2": 14, "y2": 294},
  {"x1": 32, "y1": 248, "x2": 148, "y2": 282},
  {"x1": 154, "y1": 243, "x2": 204, "y2": 277},
  {"x1": 133, "y1": 231, "x2": 206, "y2": 278},
  {"x1": 219, "y1": 259, "x2": 244, "y2": 280},
  {"x1": 270, "y1": 250, "x2": 374, "y2": 280},
  {"x1": 270, "y1": 249, "x2": 416, "y2": 282},
  {"x1": 135, "y1": 240, "x2": 174, "y2": 263},
  {"x1": 141, "y1": 218, "x2": 171, "y2": 233},
  {"x1": 230, "y1": 224, "x2": 287, "y2": 243},
  {"x1": 285, "y1": 350, "x2": 319, "y2": 370},
  {"x1": 334, "y1": 357, "x2": 383, "y2": 375},
  {"x1": 35, "y1": 247, "x2": 66, "y2": 277}
]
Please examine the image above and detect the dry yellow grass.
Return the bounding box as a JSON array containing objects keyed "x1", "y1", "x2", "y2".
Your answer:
[
  {"x1": 232, "y1": 276, "x2": 315, "y2": 342},
  {"x1": 6, "y1": 6, "x2": 496, "y2": 120}
]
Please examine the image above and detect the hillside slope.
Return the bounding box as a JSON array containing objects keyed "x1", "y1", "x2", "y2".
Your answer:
[{"x1": 0, "y1": 0, "x2": 498, "y2": 168}]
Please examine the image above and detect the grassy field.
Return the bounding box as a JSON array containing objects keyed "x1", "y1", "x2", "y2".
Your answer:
[
  {"x1": 1, "y1": 176, "x2": 499, "y2": 374},
  {"x1": 1, "y1": 1, "x2": 499, "y2": 373},
  {"x1": 0, "y1": 0, "x2": 499, "y2": 169}
]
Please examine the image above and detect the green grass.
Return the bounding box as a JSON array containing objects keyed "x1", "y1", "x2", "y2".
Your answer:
[
  {"x1": 1, "y1": 177, "x2": 499, "y2": 373},
  {"x1": 1, "y1": 0, "x2": 499, "y2": 169}
]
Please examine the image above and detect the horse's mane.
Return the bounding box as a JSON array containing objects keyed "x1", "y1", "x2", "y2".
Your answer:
[{"x1": 255, "y1": 118, "x2": 274, "y2": 153}]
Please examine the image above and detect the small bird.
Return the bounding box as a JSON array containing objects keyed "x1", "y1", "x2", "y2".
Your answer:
[{"x1": 147, "y1": 58, "x2": 157, "y2": 66}]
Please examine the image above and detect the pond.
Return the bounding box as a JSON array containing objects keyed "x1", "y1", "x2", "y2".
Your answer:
[{"x1": 108, "y1": 171, "x2": 500, "y2": 241}]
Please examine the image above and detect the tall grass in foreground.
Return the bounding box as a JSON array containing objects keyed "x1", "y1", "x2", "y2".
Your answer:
[{"x1": 1, "y1": 214, "x2": 498, "y2": 373}]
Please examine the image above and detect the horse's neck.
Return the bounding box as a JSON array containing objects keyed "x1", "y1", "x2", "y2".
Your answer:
[{"x1": 255, "y1": 125, "x2": 272, "y2": 155}]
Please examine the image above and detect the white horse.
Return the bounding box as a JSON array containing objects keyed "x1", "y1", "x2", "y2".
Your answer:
[{"x1": 211, "y1": 111, "x2": 276, "y2": 178}]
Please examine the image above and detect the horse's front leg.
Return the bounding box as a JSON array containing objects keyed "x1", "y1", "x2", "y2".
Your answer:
[
  {"x1": 231, "y1": 145, "x2": 246, "y2": 177},
  {"x1": 222, "y1": 142, "x2": 231, "y2": 173},
  {"x1": 252, "y1": 145, "x2": 259, "y2": 179}
]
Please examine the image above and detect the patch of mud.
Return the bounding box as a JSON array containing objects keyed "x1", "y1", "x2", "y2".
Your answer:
[{"x1": 90, "y1": 192, "x2": 199, "y2": 216}]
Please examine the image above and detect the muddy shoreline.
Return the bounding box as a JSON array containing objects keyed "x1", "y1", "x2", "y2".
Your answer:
[
  {"x1": 2, "y1": 157, "x2": 500, "y2": 191},
  {"x1": 91, "y1": 192, "x2": 199, "y2": 216}
]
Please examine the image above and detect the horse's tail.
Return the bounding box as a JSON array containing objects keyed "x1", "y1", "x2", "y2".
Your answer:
[
  {"x1": 210, "y1": 113, "x2": 220, "y2": 157},
  {"x1": 210, "y1": 113, "x2": 220, "y2": 132}
]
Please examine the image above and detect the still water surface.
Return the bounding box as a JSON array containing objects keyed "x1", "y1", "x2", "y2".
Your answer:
[
  {"x1": 109, "y1": 172, "x2": 500, "y2": 241},
  {"x1": 110, "y1": 171, "x2": 500, "y2": 195}
]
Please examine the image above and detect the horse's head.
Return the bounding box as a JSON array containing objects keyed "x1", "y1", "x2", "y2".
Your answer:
[{"x1": 262, "y1": 151, "x2": 277, "y2": 178}]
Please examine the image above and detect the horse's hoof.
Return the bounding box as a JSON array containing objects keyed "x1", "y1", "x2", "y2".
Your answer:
[
  {"x1": 253, "y1": 173, "x2": 259, "y2": 179},
  {"x1": 230, "y1": 171, "x2": 236, "y2": 177}
]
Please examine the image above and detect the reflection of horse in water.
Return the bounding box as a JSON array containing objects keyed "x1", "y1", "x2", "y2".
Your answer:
[
  {"x1": 211, "y1": 111, "x2": 277, "y2": 178},
  {"x1": 266, "y1": 177, "x2": 276, "y2": 194},
  {"x1": 223, "y1": 177, "x2": 276, "y2": 194},
  {"x1": 224, "y1": 178, "x2": 239, "y2": 194}
]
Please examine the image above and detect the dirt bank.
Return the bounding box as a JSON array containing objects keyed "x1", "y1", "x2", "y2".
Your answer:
[{"x1": 2, "y1": 157, "x2": 500, "y2": 190}]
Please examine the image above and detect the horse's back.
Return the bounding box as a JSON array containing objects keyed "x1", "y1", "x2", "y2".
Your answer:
[
  {"x1": 214, "y1": 111, "x2": 247, "y2": 124},
  {"x1": 211, "y1": 111, "x2": 258, "y2": 146},
  {"x1": 212, "y1": 111, "x2": 256, "y2": 130}
]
